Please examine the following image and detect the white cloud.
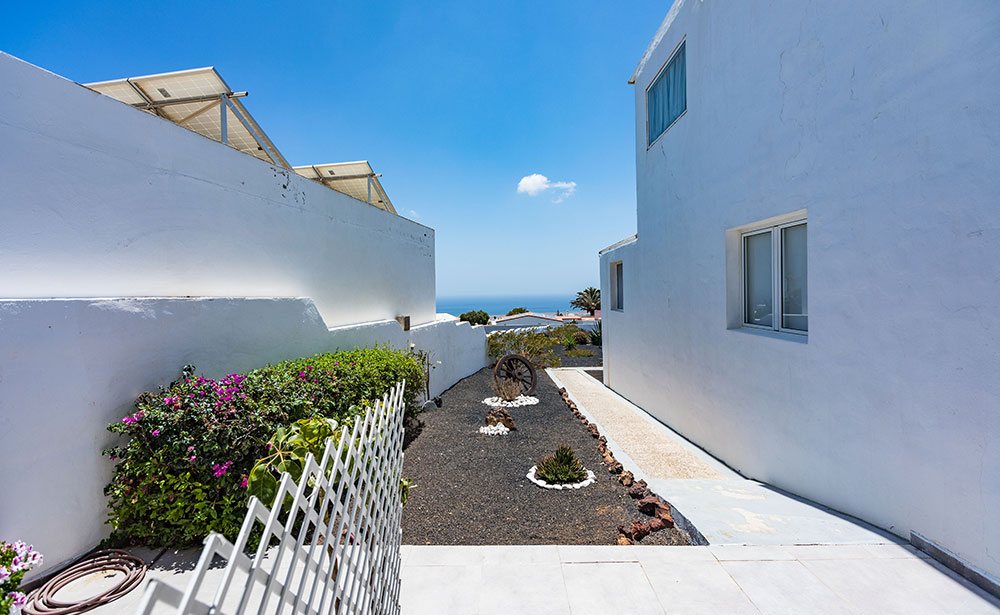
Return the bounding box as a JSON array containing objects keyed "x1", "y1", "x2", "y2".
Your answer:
[
  {"x1": 408, "y1": 209, "x2": 421, "y2": 219},
  {"x1": 517, "y1": 173, "x2": 577, "y2": 203}
]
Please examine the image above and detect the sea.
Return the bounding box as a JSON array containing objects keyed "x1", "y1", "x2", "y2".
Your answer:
[{"x1": 437, "y1": 295, "x2": 576, "y2": 317}]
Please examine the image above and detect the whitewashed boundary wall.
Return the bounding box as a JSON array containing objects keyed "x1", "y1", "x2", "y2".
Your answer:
[
  {"x1": 0, "y1": 52, "x2": 434, "y2": 327},
  {"x1": 603, "y1": 0, "x2": 1000, "y2": 579},
  {"x1": 138, "y1": 383, "x2": 406, "y2": 615},
  {"x1": 0, "y1": 298, "x2": 486, "y2": 579}
]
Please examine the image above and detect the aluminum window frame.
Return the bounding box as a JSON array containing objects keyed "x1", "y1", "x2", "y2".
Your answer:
[{"x1": 741, "y1": 220, "x2": 807, "y2": 336}]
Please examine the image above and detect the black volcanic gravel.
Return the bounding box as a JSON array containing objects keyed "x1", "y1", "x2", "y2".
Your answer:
[
  {"x1": 401, "y1": 366, "x2": 688, "y2": 545},
  {"x1": 552, "y1": 344, "x2": 603, "y2": 367}
]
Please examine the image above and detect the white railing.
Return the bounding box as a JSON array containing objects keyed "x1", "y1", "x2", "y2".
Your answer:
[
  {"x1": 136, "y1": 381, "x2": 407, "y2": 615},
  {"x1": 486, "y1": 326, "x2": 550, "y2": 336}
]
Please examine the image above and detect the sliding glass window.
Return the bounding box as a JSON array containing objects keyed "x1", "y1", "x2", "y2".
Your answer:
[{"x1": 742, "y1": 221, "x2": 807, "y2": 334}]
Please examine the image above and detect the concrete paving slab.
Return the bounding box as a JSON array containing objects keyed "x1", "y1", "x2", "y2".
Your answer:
[
  {"x1": 80, "y1": 544, "x2": 1000, "y2": 614},
  {"x1": 721, "y1": 560, "x2": 857, "y2": 614},
  {"x1": 550, "y1": 367, "x2": 898, "y2": 547},
  {"x1": 561, "y1": 561, "x2": 665, "y2": 615},
  {"x1": 642, "y1": 559, "x2": 761, "y2": 614},
  {"x1": 801, "y1": 557, "x2": 1000, "y2": 615},
  {"x1": 478, "y1": 562, "x2": 570, "y2": 615},
  {"x1": 548, "y1": 369, "x2": 725, "y2": 480},
  {"x1": 647, "y1": 478, "x2": 894, "y2": 545}
]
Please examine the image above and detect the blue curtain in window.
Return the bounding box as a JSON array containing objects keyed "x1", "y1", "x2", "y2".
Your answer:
[{"x1": 647, "y1": 42, "x2": 686, "y2": 145}]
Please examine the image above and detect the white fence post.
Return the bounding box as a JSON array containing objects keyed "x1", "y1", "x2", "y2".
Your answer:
[{"x1": 135, "y1": 381, "x2": 407, "y2": 615}]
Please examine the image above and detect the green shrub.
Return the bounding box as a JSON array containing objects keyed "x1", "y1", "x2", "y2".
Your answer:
[
  {"x1": 535, "y1": 445, "x2": 587, "y2": 484},
  {"x1": 487, "y1": 329, "x2": 560, "y2": 368},
  {"x1": 103, "y1": 346, "x2": 423, "y2": 547},
  {"x1": 564, "y1": 349, "x2": 596, "y2": 357},
  {"x1": 459, "y1": 310, "x2": 489, "y2": 326},
  {"x1": 246, "y1": 416, "x2": 415, "y2": 508},
  {"x1": 588, "y1": 322, "x2": 602, "y2": 346},
  {"x1": 549, "y1": 323, "x2": 584, "y2": 350},
  {"x1": 572, "y1": 330, "x2": 590, "y2": 346},
  {"x1": 506, "y1": 307, "x2": 528, "y2": 316}
]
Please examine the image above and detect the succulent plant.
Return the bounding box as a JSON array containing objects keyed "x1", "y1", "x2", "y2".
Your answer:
[{"x1": 535, "y1": 445, "x2": 587, "y2": 484}]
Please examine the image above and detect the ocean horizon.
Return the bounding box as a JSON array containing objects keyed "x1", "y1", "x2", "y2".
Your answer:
[{"x1": 437, "y1": 295, "x2": 577, "y2": 317}]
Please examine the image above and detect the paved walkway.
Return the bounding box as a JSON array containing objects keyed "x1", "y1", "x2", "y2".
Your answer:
[
  {"x1": 401, "y1": 544, "x2": 1000, "y2": 614},
  {"x1": 548, "y1": 368, "x2": 893, "y2": 546},
  {"x1": 79, "y1": 367, "x2": 999, "y2": 614}
]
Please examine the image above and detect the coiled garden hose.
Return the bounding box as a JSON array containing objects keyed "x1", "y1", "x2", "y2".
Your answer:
[{"x1": 24, "y1": 550, "x2": 147, "y2": 615}]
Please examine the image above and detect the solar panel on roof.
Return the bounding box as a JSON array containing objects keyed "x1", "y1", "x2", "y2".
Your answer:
[
  {"x1": 293, "y1": 162, "x2": 397, "y2": 214},
  {"x1": 84, "y1": 68, "x2": 399, "y2": 216},
  {"x1": 83, "y1": 68, "x2": 289, "y2": 169}
]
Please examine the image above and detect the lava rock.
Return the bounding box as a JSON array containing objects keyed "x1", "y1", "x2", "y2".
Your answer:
[
  {"x1": 485, "y1": 407, "x2": 516, "y2": 430},
  {"x1": 629, "y1": 520, "x2": 650, "y2": 541},
  {"x1": 616, "y1": 534, "x2": 633, "y2": 546},
  {"x1": 608, "y1": 462, "x2": 624, "y2": 475},
  {"x1": 619, "y1": 471, "x2": 634, "y2": 487},
  {"x1": 628, "y1": 482, "x2": 651, "y2": 500}
]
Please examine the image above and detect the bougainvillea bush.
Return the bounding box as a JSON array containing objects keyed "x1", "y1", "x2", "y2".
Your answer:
[
  {"x1": 1, "y1": 541, "x2": 42, "y2": 615},
  {"x1": 104, "y1": 346, "x2": 423, "y2": 547}
]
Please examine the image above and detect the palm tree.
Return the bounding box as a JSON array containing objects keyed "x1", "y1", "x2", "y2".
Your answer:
[{"x1": 570, "y1": 287, "x2": 601, "y2": 315}]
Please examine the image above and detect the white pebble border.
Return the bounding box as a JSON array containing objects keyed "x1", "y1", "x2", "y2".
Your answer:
[
  {"x1": 526, "y1": 466, "x2": 596, "y2": 490},
  {"x1": 478, "y1": 423, "x2": 511, "y2": 436},
  {"x1": 482, "y1": 395, "x2": 539, "y2": 408}
]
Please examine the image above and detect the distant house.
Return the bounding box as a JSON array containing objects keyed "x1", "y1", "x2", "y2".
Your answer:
[
  {"x1": 600, "y1": 1, "x2": 1000, "y2": 584},
  {"x1": 486, "y1": 311, "x2": 601, "y2": 333}
]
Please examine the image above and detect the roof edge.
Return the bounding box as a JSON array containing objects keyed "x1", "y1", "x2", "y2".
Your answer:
[
  {"x1": 629, "y1": 0, "x2": 686, "y2": 85},
  {"x1": 599, "y1": 234, "x2": 638, "y2": 255}
]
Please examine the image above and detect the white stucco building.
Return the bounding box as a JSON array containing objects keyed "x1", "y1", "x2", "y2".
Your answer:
[
  {"x1": 600, "y1": 0, "x2": 1000, "y2": 585},
  {"x1": 0, "y1": 52, "x2": 487, "y2": 576}
]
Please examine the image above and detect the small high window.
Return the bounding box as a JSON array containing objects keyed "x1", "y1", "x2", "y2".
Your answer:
[
  {"x1": 743, "y1": 221, "x2": 807, "y2": 333},
  {"x1": 610, "y1": 261, "x2": 624, "y2": 311},
  {"x1": 647, "y1": 40, "x2": 687, "y2": 146}
]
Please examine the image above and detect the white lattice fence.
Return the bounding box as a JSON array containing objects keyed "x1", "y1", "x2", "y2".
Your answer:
[{"x1": 136, "y1": 381, "x2": 407, "y2": 615}]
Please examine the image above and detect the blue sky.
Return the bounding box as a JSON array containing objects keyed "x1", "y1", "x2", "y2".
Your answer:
[{"x1": 2, "y1": 1, "x2": 667, "y2": 297}]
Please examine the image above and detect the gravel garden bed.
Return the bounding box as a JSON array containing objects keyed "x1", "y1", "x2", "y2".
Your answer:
[{"x1": 401, "y1": 364, "x2": 689, "y2": 546}]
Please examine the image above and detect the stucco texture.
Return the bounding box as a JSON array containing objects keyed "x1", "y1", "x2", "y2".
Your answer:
[{"x1": 602, "y1": 0, "x2": 1000, "y2": 579}]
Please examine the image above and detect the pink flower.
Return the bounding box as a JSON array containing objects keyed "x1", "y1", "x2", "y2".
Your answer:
[
  {"x1": 190, "y1": 455, "x2": 197, "y2": 462},
  {"x1": 152, "y1": 430, "x2": 160, "y2": 436},
  {"x1": 212, "y1": 460, "x2": 233, "y2": 477},
  {"x1": 240, "y1": 475, "x2": 248, "y2": 489},
  {"x1": 187, "y1": 446, "x2": 195, "y2": 452},
  {"x1": 8, "y1": 592, "x2": 27, "y2": 607}
]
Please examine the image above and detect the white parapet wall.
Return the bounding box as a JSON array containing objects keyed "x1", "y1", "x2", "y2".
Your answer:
[
  {"x1": 602, "y1": 1, "x2": 1000, "y2": 580},
  {"x1": 0, "y1": 52, "x2": 435, "y2": 328},
  {"x1": 0, "y1": 297, "x2": 486, "y2": 578}
]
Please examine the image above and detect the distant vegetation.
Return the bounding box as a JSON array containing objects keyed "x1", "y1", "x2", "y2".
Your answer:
[
  {"x1": 506, "y1": 307, "x2": 529, "y2": 316},
  {"x1": 459, "y1": 310, "x2": 489, "y2": 326},
  {"x1": 570, "y1": 287, "x2": 601, "y2": 315}
]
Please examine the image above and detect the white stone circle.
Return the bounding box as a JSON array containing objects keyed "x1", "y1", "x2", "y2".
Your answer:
[
  {"x1": 478, "y1": 423, "x2": 510, "y2": 436},
  {"x1": 526, "y1": 465, "x2": 596, "y2": 490},
  {"x1": 482, "y1": 395, "x2": 539, "y2": 408}
]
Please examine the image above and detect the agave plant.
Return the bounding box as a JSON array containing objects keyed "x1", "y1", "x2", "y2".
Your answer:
[
  {"x1": 535, "y1": 445, "x2": 587, "y2": 484},
  {"x1": 588, "y1": 322, "x2": 602, "y2": 346}
]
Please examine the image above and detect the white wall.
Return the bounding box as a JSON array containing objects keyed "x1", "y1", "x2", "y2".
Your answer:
[
  {"x1": 603, "y1": 0, "x2": 1000, "y2": 578},
  {"x1": 0, "y1": 54, "x2": 489, "y2": 577},
  {"x1": 0, "y1": 298, "x2": 486, "y2": 577},
  {"x1": 0, "y1": 52, "x2": 435, "y2": 327}
]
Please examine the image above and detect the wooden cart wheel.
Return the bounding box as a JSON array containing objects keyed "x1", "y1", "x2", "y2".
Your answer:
[{"x1": 494, "y1": 354, "x2": 537, "y2": 396}]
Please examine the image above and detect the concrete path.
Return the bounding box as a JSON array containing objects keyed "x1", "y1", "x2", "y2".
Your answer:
[
  {"x1": 548, "y1": 368, "x2": 892, "y2": 546},
  {"x1": 401, "y1": 544, "x2": 1000, "y2": 614}
]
